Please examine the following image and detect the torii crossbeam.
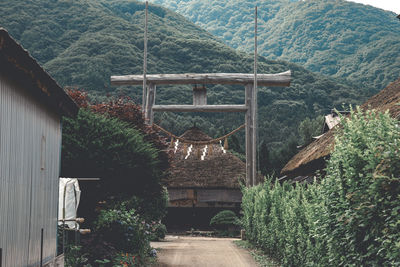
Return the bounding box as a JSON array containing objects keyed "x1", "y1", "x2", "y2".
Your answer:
[{"x1": 110, "y1": 71, "x2": 291, "y2": 186}]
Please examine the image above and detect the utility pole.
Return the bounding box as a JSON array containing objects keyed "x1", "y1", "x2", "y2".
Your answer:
[
  {"x1": 253, "y1": 6, "x2": 258, "y2": 185},
  {"x1": 142, "y1": 1, "x2": 148, "y2": 113}
]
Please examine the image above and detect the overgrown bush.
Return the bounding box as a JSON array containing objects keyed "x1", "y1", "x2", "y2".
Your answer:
[
  {"x1": 76, "y1": 201, "x2": 163, "y2": 266},
  {"x1": 78, "y1": 204, "x2": 152, "y2": 265},
  {"x1": 62, "y1": 109, "x2": 165, "y2": 199},
  {"x1": 95, "y1": 207, "x2": 150, "y2": 255},
  {"x1": 210, "y1": 210, "x2": 240, "y2": 236},
  {"x1": 64, "y1": 245, "x2": 90, "y2": 267},
  {"x1": 62, "y1": 108, "x2": 169, "y2": 226},
  {"x1": 321, "y1": 108, "x2": 400, "y2": 265},
  {"x1": 210, "y1": 210, "x2": 239, "y2": 229},
  {"x1": 149, "y1": 222, "x2": 167, "y2": 241},
  {"x1": 61, "y1": 96, "x2": 170, "y2": 265},
  {"x1": 242, "y1": 108, "x2": 400, "y2": 266}
]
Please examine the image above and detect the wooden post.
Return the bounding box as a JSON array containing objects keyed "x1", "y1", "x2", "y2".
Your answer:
[
  {"x1": 245, "y1": 83, "x2": 253, "y2": 187},
  {"x1": 142, "y1": 1, "x2": 148, "y2": 112},
  {"x1": 193, "y1": 85, "x2": 207, "y2": 105},
  {"x1": 150, "y1": 83, "x2": 156, "y2": 125},
  {"x1": 145, "y1": 83, "x2": 156, "y2": 125}
]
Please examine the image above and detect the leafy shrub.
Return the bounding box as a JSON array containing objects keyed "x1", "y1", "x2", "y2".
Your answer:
[
  {"x1": 94, "y1": 205, "x2": 151, "y2": 258},
  {"x1": 112, "y1": 253, "x2": 139, "y2": 267},
  {"x1": 79, "y1": 202, "x2": 161, "y2": 265},
  {"x1": 321, "y1": 107, "x2": 400, "y2": 265},
  {"x1": 107, "y1": 187, "x2": 169, "y2": 224},
  {"x1": 241, "y1": 108, "x2": 400, "y2": 266},
  {"x1": 149, "y1": 223, "x2": 167, "y2": 241},
  {"x1": 62, "y1": 109, "x2": 164, "y2": 199},
  {"x1": 64, "y1": 245, "x2": 90, "y2": 267},
  {"x1": 79, "y1": 231, "x2": 119, "y2": 265},
  {"x1": 62, "y1": 109, "x2": 169, "y2": 226},
  {"x1": 210, "y1": 210, "x2": 239, "y2": 229}
]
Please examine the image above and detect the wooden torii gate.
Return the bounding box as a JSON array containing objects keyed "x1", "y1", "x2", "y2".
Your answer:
[{"x1": 111, "y1": 71, "x2": 291, "y2": 186}]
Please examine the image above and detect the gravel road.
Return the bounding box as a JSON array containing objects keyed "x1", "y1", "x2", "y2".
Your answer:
[{"x1": 151, "y1": 235, "x2": 258, "y2": 267}]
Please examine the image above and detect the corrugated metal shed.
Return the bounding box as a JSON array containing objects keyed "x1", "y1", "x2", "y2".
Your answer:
[{"x1": 0, "y1": 28, "x2": 77, "y2": 266}]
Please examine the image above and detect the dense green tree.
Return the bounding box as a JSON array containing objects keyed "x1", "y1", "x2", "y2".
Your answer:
[
  {"x1": 259, "y1": 141, "x2": 270, "y2": 176},
  {"x1": 298, "y1": 115, "x2": 324, "y2": 146},
  {"x1": 61, "y1": 109, "x2": 167, "y2": 222}
]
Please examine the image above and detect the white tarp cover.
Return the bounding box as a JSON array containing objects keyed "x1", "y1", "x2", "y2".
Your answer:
[{"x1": 58, "y1": 178, "x2": 81, "y2": 229}]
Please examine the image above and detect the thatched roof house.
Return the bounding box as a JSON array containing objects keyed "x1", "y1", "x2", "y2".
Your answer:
[
  {"x1": 281, "y1": 78, "x2": 400, "y2": 180},
  {"x1": 164, "y1": 127, "x2": 246, "y2": 208}
]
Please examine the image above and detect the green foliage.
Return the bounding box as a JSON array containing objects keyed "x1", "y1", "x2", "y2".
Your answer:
[
  {"x1": 61, "y1": 108, "x2": 168, "y2": 238},
  {"x1": 153, "y1": 0, "x2": 400, "y2": 93},
  {"x1": 261, "y1": 135, "x2": 299, "y2": 176},
  {"x1": 105, "y1": 186, "x2": 169, "y2": 223},
  {"x1": 94, "y1": 258, "x2": 111, "y2": 267},
  {"x1": 0, "y1": 0, "x2": 367, "y2": 173},
  {"x1": 64, "y1": 245, "x2": 91, "y2": 267},
  {"x1": 94, "y1": 205, "x2": 151, "y2": 257},
  {"x1": 210, "y1": 210, "x2": 239, "y2": 228},
  {"x1": 62, "y1": 109, "x2": 163, "y2": 199},
  {"x1": 112, "y1": 253, "x2": 139, "y2": 267},
  {"x1": 298, "y1": 115, "x2": 324, "y2": 146},
  {"x1": 149, "y1": 223, "x2": 167, "y2": 241},
  {"x1": 241, "y1": 108, "x2": 400, "y2": 266},
  {"x1": 321, "y1": 107, "x2": 400, "y2": 265}
]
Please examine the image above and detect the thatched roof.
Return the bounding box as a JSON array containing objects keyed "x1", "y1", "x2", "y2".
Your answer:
[
  {"x1": 281, "y1": 78, "x2": 400, "y2": 178},
  {"x1": 164, "y1": 127, "x2": 246, "y2": 189}
]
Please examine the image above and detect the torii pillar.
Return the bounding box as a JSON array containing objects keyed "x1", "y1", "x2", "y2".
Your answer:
[{"x1": 111, "y1": 71, "x2": 291, "y2": 186}]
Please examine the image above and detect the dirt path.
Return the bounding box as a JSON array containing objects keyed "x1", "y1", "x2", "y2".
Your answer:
[{"x1": 151, "y1": 235, "x2": 258, "y2": 267}]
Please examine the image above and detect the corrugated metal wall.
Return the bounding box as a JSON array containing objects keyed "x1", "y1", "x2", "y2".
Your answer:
[{"x1": 0, "y1": 73, "x2": 61, "y2": 267}]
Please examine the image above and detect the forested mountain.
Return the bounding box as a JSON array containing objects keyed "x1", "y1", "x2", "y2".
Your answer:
[
  {"x1": 0, "y1": 0, "x2": 366, "y2": 171},
  {"x1": 151, "y1": 0, "x2": 400, "y2": 93}
]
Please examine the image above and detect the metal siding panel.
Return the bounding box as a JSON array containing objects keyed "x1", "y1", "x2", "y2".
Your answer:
[{"x1": 0, "y1": 73, "x2": 61, "y2": 267}]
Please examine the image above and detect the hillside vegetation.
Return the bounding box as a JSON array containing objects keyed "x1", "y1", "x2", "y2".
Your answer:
[
  {"x1": 0, "y1": 0, "x2": 366, "y2": 172},
  {"x1": 151, "y1": 0, "x2": 400, "y2": 93}
]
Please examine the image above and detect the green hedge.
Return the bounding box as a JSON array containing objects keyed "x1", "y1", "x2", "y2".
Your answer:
[{"x1": 242, "y1": 108, "x2": 400, "y2": 266}]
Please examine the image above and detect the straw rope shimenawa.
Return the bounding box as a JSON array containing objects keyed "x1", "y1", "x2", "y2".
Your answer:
[{"x1": 153, "y1": 123, "x2": 245, "y2": 146}]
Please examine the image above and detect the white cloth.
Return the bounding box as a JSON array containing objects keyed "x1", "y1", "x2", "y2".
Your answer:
[{"x1": 58, "y1": 178, "x2": 81, "y2": 229}]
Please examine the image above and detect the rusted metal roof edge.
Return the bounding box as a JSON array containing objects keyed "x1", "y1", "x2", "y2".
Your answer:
[{"x1": 0, "y1": 28, "x2": 78, "y2": 117}]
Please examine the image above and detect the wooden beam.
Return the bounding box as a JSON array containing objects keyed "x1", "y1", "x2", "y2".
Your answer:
[
  {"x1": 152, "y1": 105, "x2": 247, "y2": 113},
  {"x1": 111, "y1": 71, "x2": 291, "y2": 86}
]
